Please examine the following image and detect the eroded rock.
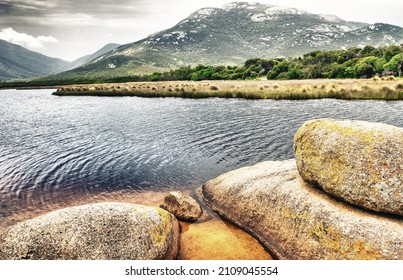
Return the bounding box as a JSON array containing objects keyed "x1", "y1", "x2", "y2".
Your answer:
[
  {"x1": 0, "y1": 202, "x2": 180, "y2": 260},
  {"x1": 160, "y1": 191, "x2": 203, "y2": 222},
  {"x1": 294, "y1": 119, "x2": 403, "y2": 215},
  {"x1": 202, "y1": 160, "x2": 403, "y2": 260}
]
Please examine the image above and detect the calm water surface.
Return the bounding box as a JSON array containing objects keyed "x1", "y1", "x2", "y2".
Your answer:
[{"x1": 1, "y1": 89, "x2": 403, "y2": 225}]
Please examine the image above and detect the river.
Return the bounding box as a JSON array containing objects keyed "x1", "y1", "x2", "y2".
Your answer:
[{"x1": 1, "y1": 89, "x2": 403, "y2": 227}]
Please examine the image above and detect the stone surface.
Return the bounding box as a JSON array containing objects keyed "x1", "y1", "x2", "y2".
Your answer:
[
  {"x1": 202, "y1": 160, "x2": 403, "y2": 260},
  {"x1": 294, "y1": 119, "x2": 403, "y2": 215},
  {"x1": 0, "y1": 202, "x2": 179, "y2": 260},
  {"x1": 160, "y1": 191, "x2": 203, "y2": 222}
]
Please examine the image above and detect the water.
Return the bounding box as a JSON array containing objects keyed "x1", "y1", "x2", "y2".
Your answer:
[{"x1": 1, "y1": 89, "x2": 403, "y2": 226}]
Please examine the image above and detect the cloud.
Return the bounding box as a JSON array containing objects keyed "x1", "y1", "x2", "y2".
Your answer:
[
  {"x1": 0, "y1": 27, "x2": 58, "y2": 49},
  {"x1": 0, "y1": 0, "x2": 146, "y2": 17}
]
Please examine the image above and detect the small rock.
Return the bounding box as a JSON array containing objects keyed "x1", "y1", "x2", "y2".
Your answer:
[
  {"x1": 202, "y1": 160, "x2": 403, "y2": 260},
  {"x1": 0, "y1": 202, "x2": 180, "y2": 260},
  {"x1": 161, "y1": 191, "x2": 203, "y2": 222},
  {"x1": 294, "y1": 119, "x2": 403, "y2": 215}
]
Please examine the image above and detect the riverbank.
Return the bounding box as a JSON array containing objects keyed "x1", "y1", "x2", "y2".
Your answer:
[
  {"x1": 53, "y1": 79, "x2": 403, "y2": 100},
  {"x1": 0, "y1": 188, "x2": 271, "y2": 260}
]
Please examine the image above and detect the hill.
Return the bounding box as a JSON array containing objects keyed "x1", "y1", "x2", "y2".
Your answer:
[
  {"x1": 67, "y1": 43, "x2": 121, "y2": 70},
  {"x1": 0, "y1": 39, "x2": 68, "y2": 82}
]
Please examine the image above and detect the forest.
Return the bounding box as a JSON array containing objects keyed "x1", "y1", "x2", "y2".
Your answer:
[{"x1": 152, "y1": 45, "x2": 403, "y2": 81}]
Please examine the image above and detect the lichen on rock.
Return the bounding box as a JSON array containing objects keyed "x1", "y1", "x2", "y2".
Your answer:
[
  {"x1": 294, "y1": 119, "x2": 403, "y2": 216},
  {"x1": 202, "y1": 160, "x2": 403, "y2": 260}
]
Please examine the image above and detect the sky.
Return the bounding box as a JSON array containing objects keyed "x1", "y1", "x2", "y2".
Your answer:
[{"x1": 0, "y1": 0, "x2": 402, "y2": 61}]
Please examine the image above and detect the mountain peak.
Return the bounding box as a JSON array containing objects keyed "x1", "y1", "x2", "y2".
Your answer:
[
  {"x1": 223, "y1": 1, "x2": 308, "y2": 14},
  {"x1": 223, "y1": 1, "x2": 258, "y2": 10},
  {"x1": 189, "y1": 7, "x2": 220, "y2": 20},
  {"x1": 318, "y1": 14, "x2": 345, "y2": 22},
  {"x1": 223, "y1": 1, "x2": 272, "y2": 11}
]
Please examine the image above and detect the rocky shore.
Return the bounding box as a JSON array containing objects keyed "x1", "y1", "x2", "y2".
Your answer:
[
  {"x1": 0, "y1": 192, "x2": 270, "y2": 260},
  {"x1": 0, "y1": 118, "x2": 401, "y2": 260},
  {"x1": 202, "y1": 119, "x2": 403, "y2": 259}
]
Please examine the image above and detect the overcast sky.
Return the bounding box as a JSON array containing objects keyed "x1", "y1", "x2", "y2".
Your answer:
[{"x1": 0, "y1": 0, "x2": 402, "y2": 61}]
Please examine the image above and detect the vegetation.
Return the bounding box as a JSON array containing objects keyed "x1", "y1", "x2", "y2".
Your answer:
[
  {"x1": 1, "y1": 45, "x2": 402, "y2": 89},
  {"x1": 156, "y1": 45, "x2": 403, "y2": 81},
  {"x1": 54, "y1": 79, "x2": 403, "y2": 100}
]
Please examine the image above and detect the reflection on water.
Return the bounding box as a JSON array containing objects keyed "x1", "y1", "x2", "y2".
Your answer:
[{"x1": 1, "y1": 89, "x2": 403, "y2": 230}]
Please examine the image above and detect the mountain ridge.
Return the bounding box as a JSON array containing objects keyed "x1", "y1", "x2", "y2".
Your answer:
[
  {"x1": 68, "y1": 43, "x2": 121, "y2": 70},
  {"x1": 51, "y1": 1, "x2": 402, "y2": 80},
  {"x1": 6, "y1": 1, "x2": 403, "y2": 82}
]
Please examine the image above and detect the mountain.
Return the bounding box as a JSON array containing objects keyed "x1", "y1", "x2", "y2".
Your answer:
[
  {"x1": 67, "y1": 43, "x2": 121, "y2": 70},
  {"x1": 0, "y1": 39, "x2": 68, "y2": 82},
  {"x1": 40, "y1": 2, "x2": 403, "y2": 80},
  {"x1": 0, "y1": 41, "x2": 121, "y2": 82}
]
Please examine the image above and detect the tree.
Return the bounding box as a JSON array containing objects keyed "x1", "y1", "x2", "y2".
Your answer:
[
  {"x1": 330, "y1": 64, "x2": 347, "y2": 78},
  {"x1": 382, "y1": 45, "x2": 402, "y2": 61},
  {"x1": 353, "y1": 56, "x2": 384, "y2": 78},
  {"x1": 384, "y1": 53, "x2": 403, "y2": 76},
  {"x1": 288, "y1": 66, "x2": 303, "y2": 79},
  {"x1": 308, "y1": 65, "x2": 323, "y2": 79},
  {"x1": 190, "y1": 66, "x2": 214, "y2": 81},
  {"x1": 244, "y1": 58, "x2": 260, "y2": 68},
  {"x1": 266, "y1": 60, "x2": 291, "y2": 79},
  {"x1": 360, "y1": 46, "x2": 380, "y2": 57}
]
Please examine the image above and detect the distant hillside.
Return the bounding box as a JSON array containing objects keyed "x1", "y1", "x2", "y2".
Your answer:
[
  {"x1": 0, "y1": 39, "x2": 68, "y2": 82},
  {"x1": 39, "y1": 1, "x2": 403, "y2": 82},
  {"x1": 0, "y1": 41, "x2": 121, "y2": 82},
  {"x1": 67, "y1": 43, "x2": 121, "y2": 70}
]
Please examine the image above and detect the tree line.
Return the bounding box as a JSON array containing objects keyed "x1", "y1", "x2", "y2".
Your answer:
[
  {"x1": 152, "y1": 44, "x2": 403, "y2": 81},
  {"x1": 2, "y1": 44, "x2": 402, "y2": 88}
]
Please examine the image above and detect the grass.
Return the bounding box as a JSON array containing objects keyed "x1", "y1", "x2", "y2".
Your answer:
[{"x1": 53, "y1": 79, "x2": 403, "y2": 100}]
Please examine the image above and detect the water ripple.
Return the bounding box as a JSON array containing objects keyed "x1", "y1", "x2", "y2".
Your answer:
[{"x1": 1, "y1": 90, "x2": 403, "y2": 223}]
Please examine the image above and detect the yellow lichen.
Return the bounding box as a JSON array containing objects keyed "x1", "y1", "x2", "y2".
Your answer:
[
  {"x1": 283, "y1": 207, "x2": 307, "y2": 220},
  {"x1": 149, "y1": 208, "x2": 172, "y2": 247},
  {"x1": 311, "y1": 222, "x2": 382, "y2": 259},
  {"x1": 295, "y1": 119, "x2": 398, "y2": 208}
]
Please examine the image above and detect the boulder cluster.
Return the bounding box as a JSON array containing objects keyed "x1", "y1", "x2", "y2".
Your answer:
[{"x1": 203, "y1": 119, "x2": 402, "y2": 259}]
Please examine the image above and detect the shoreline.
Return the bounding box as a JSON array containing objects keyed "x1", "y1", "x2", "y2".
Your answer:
[
  {"x1": 0, "y1": 188, "x2": 272, "y2": 260},
  {"x1": 52, "y1": 79, "x2": 403, "y2": 100}
]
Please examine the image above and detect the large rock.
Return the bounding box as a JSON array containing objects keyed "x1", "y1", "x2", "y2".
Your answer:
[
  {"x1": 0, "y1": 202, "x2": 179, "y2": 260},
  {"x1": 202, "y1": 160, "x2": 403, "y2": 260},
  {"x1": 294, "y1": 119, "x2": 403, "y2": 216},
  {"x1": 160, "y1": 191, "x2": 203, "y2": 222}
]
